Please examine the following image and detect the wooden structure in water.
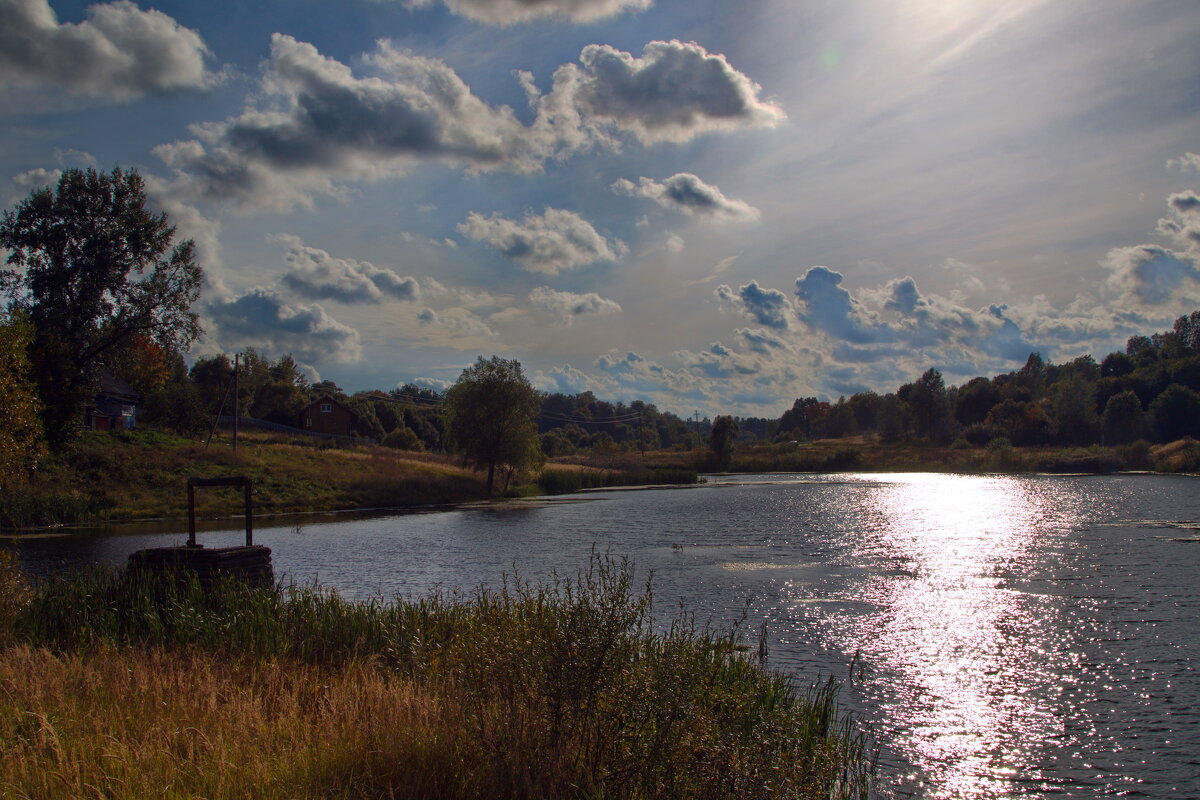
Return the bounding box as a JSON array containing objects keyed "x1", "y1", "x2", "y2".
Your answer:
[{"x1": 127, "y1": 476, "x2": 273, "y2": 588}]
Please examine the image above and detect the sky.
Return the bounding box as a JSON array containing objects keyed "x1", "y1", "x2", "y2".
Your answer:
[{"x1": 4, "y1": 0, "x2": 1200, "y2": 417}]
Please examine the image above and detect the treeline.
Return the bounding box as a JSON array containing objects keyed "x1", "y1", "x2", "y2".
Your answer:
[
  {"x1": 139, "y1": 351, "x2": 706, "y2": 456},
  {"x1": 772, "y1": 310, "x2": 1200, "y2": 448}
]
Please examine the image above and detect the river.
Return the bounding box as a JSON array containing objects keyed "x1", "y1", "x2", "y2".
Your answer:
[{"x1": 12, "y1": 472, "x2": 1200, "y2": 798}]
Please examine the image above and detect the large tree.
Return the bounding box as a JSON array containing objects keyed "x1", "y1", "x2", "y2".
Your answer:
[
  {"x1": 446, "y1": 356, "x2": 542, "y2": 494},
  {"x1": 0, "y1": 168, "x2": 203, "y2": 445}
]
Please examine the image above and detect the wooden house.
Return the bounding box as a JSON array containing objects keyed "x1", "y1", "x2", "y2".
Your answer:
[
  {"x1": 84, "y1": 366, "x2": 140, "y2": 431},
  {"x1": 297, "y1": 395, "x2": 357, "y2": 437}
]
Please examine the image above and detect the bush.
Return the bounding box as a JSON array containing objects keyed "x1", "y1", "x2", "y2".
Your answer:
[{"x1": 381, "y1": 427, "x2": 425, "y2": 451}]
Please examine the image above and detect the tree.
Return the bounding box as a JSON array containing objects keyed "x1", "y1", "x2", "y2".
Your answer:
[
  {"x1": 709, "y1": 415, "x2": 738, "y2": 470},
  {"x1": 0, "y1": 311, "x2": 46, "y2": 488},
  {"x1": 1102, "y1": 390, "x2": 1148, "y2": 445},
  {"x1": 1149, "y1": 383, "x2": 1200, "y2": 442},
  {"x1": 0, "y1": 168, "x2": 203, "y2": 445},
  {"x1": 446, "y1": 356, "x2": 542, "y2": 494}
]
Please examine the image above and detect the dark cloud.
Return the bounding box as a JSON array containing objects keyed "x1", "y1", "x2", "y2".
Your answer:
[
  {"x1": 612, "y1": 173, "x2": 759, "y2": 220},
  {"x1": 458, "y1": 207, "x2": 625, "y2": 274},
  {"x1": 529, "y1": 286, "x2": 621, "y2": 321},
  {"x1": 156, "y1": 35, "x2": 536, "y2": 209},
  {"x1": 542, "y1": 39, "x2": 784, "y2": 145},
  {"x1": 406, "y1": 0, "x2": 651, "y2": 24},
  {"x1": 0, "y1": 0, "x2": 215, "y2": 101},
  {"x1": 205, "y1": 288, "x2": 362, "y2": 364},
  {"x1": 274, "y1": 234, "x2": 419, "y2": 304},
  {"x1": 715, "y1": 280, "x2": 792, "y2": 330}
]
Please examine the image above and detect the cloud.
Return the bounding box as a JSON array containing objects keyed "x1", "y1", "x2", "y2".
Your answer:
[
  {"x1": 274, "y1": 234, "x2": 419, "y2": 304},
  {"x1": 612, "y1": 173, "x2": 759, "y2": 220},
  {"x1": 715, "y1": 280, "x2": 792, "y2": 330},
  {"x1": 416, "y1": 305, "x2": 498, "y2": 341},
  {"x1": 529, "y1": 285, "x2": 621, "y2": 322},
  {"x1": 1168, "y1": 153, "x2": 1200, "y2": 173},
  {"x1": 794, "y1": 267, "x2": 894, "y2": 345},
  {"x1": 532, "y1": 364, "x2": 595, "y2": 394},
  {"x1": 458, "y1": 207, "x2": 625, "y2": 274},
  {"x1": 405, "y1": 0, "x2": 651, "y2": 25},
  {"x1": 1156, "y1": 190, "x2": 1200, "y2": 254},
  {"x1": 539, "y1": 39, "x2": 784, "y2": 146},
  {"x1": 204, "y1": 288, "x2": 363, "y2": 365},
  {"x1": 0, "y1": 0, "x2": 215, "y2": 101},
  {"x1": 155, "y1": 35, "x2": 537, "y2": 209},
  {"x1": 737, "y1": 327, "x2": 789, "y2": 354},
  {"x1": 153, "y1": 36, "x2": 782, "y2": 209},
  {"x1": 1103, "y1": 244, "x2": 1200, "y2": 306}
]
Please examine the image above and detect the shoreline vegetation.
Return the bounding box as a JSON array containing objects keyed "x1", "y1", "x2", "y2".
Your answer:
[
  {"x1": 0, "y1": 552, "x2": 871, "y2": 799},
  {"x1": 2, "y1": 426, "x2": 1196, "y2": 532}
]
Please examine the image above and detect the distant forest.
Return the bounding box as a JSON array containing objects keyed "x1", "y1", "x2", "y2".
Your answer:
[{"x1": 139, "y1": 310, "x2": 1200, "y2": 453}]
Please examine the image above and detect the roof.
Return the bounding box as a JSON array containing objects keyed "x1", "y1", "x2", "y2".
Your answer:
[
  {"x1": 96, "y1": 365, "x2": 140, "y2": 401},
  {"x1": 303, "y1": 394, "x2": 357, "y2": 420}
]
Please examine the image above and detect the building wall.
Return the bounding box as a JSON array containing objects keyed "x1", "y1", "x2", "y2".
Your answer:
[{"x1": 299, "y1": 399, "x2": 355, "y2": 436}]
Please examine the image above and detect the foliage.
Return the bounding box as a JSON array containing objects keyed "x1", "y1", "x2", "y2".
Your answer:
[
  {"x1": 1149, "y1": 383, "x2": 1200, "y2": 441},
  {"x1": 381, "y1": 426, "x2": 424, "y2": 451},
  {"x1": 0, "y1": 311, "x2": 46, "y2": 489},
  {"x1": 709, "y1": 414, "x2": 739, "y2": 470},
  {"x1": 0, "y1": 168, "x2": 203, "y2": 445},
  {"x1": 446, "y1": 356, "x2": 543, "y2": 493},
  {"x1": 1102, "y1": 390, "x2": 1148, "y2": 445}
]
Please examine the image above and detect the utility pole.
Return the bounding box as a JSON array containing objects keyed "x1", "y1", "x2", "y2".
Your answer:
[{"x1": 232, "y1": 352, "x2": 240, "y2": 453}]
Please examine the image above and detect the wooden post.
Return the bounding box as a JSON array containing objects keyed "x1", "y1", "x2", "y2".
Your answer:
[
  {"x1": 187, "y1": 476, "x2": 254, "y2": 547},
  {"x1": 187, "y1": 482, "x2": 197, "y2": 547},
  {"x1": 244, "y1": 480, "x2": 253, "y2": 546},
  {"x1": 232, "y1": 353, "x2": 240, "y2": 453}
]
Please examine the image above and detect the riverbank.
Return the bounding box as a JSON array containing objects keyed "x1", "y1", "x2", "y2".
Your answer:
[
  {"x1": 569, "y1": 435, "x2": 1200, "y2": 476},
  {"x1": 0, "y1": 553, "x2": 870, "y2": 800},
  {"x1": 0, "y1": 429, "x2": 701, "y2": 530}
]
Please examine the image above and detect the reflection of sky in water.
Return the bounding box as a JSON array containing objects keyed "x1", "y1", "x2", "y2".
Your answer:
[{"x1": 12, "y1": 474, "x2": 1200, "y2": 798}]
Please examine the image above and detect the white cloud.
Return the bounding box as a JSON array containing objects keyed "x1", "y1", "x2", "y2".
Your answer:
[
  {"x1": 405, "y1": 0, "x2": 651, "y2": 25},
  {"x1": 0, "y1": 0, "x2": 215, "y2": 101},
  {"x1": 612, "y1": 173, "x2": 759, "y2": 221},
  {"x1": 458, "y1": 207, "x2": 625, "y2": 274},
  {"x1": 537, "y1": 39, "x2": 785, "y2": 146},
  {"x1": 529, "y1": 285, "x2": 621, "y2": 322},
  {"x1": 1103, "y1": 245, "x2": 1200, "y2": 307},
  {"x1": 274, "y1": 234, "x2": 419, "y2": 304}
]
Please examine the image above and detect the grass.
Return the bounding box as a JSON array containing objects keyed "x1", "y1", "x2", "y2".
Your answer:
[{"x1": 0, "y1": 551, "x2": 871, "y2": 799}]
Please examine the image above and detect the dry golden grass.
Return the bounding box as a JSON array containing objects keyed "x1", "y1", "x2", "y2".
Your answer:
[{"x1": 0, "y1": 645, "x2": 474, "y2": 800}]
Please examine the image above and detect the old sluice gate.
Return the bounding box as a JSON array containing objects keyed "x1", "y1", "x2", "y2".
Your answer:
[{"x1": 127, "y1": 476, "x2": 273, "y2": 587}]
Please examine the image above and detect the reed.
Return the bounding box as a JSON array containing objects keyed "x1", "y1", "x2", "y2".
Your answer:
[{"x1": 0, "y1": 552, "x2": 870, "y2": 799}]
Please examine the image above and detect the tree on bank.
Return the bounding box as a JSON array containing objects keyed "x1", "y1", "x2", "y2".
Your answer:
[
  {"x1": 0, "y1": 168, "x2": 203, "y2": 446},
  {"x1": 446, "y1": 356, "x2": 542, "y2": 494},
  {"x1": 709, "y1": 415, "x2": 738, "y2": 470}
]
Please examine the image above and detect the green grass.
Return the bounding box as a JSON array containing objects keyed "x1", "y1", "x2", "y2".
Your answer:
[{"x1": 0, "y1": 553, "x2": 871, "y2": 799}]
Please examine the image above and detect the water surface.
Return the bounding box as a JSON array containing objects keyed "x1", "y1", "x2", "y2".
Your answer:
[{"x1": 14, "y1": 473, "x2": 1200, "y2": 798}]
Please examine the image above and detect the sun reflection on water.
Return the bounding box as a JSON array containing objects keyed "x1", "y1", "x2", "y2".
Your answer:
[{"x1": 829, "y1": 474, "x2": 1068, "y2": 798}]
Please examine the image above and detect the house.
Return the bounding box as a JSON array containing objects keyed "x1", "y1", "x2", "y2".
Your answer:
[
  {"x1": 84, "y1": 366, "x2": 140, "y2": 430},
  {"x1": 297, "y1": 395, "x2": 357, "y2": 437}
]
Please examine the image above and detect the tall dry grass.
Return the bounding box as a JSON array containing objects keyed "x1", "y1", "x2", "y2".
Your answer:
[{"x1": 0, "y1": 551, "x2": 871, "y2": 799}]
